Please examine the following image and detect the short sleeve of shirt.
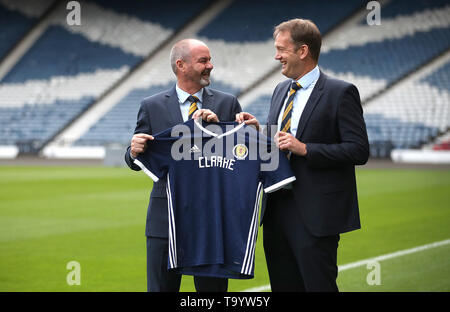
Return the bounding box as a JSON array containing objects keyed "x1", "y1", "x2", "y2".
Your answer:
[
  {"x1": 259, "y1": 134, "x2": 296, "y2": 193},
  {"x1": 134, "y1": 128, "x2": 174, "y2": 182}
]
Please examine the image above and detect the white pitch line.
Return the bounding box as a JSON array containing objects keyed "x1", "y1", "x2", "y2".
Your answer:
[{"x1": 242, "y1": 238, "x2": 450, "y2": 292}]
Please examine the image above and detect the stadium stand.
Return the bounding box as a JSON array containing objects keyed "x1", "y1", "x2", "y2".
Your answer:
[
  {"x1": 421, "y1": 58, "x2": 450, "y2": 93},
  {"x1": 0, "y1": 4, "x2": 35, "y2": 60},
  {"x1": 76, "y1": 83, "x2": 173, "y2": 146},
  {"x1": 0, "y1": 0, "x2": 449, "y2": 160},
  {"x1": 364, "y1": 51, "x2": 450, "y2": 157},
  {"x1": 0, "y1": 0, "x2": 54, "y2": 60},
  {"x1": 0, "y1": 0, "x2": 210, "y2": 152},
  {"x1": 374, "y1": 0, "x2": 449, "y2": 18},
  {"x1": 75, "y1": 0, "x2": 364, "y2": 146}
]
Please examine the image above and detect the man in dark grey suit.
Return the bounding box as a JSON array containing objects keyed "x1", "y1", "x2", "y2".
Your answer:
[
  {"x1": 237, "y1": 19, "x2": 369, "y2": 291},
  {"x1": 125, "y1": 39, "x2": 242, "y2": 292}
]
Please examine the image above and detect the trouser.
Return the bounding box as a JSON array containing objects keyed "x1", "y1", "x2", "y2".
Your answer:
[
  {"x1": 146, "y1": 236, "x2": 228, "y2": 292},
  {"x1": 263, "y1": 190, "x2": 340, "y2": 292}
]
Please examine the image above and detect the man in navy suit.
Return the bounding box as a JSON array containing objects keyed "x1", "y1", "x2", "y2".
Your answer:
[
  {"x1": 125, "y1": 39, "x2": 242, "y2": 292},
  {"x1": 237, "y1": 19, "x2": 369, "y2": 291}
]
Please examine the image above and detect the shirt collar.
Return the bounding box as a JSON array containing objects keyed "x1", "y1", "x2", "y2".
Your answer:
[
  {"x1": 295, "y1": 65, "x2": 320, "y2": 89},
  {"x1": 176, "y1": 84, "x2": 203, "y2": 105}
]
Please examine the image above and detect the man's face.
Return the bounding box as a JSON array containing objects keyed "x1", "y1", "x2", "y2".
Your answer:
[
  {"x1": 184, "y1": 44, "x2": 213, "y2": 87},
  {"x1": 274, "y1": 31, "x2": 303, "y2": 79}
]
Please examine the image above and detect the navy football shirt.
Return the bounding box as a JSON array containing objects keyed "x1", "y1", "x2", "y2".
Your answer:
[{"x1": 134, "y1": 119, "x2": 295, "y2": 279}]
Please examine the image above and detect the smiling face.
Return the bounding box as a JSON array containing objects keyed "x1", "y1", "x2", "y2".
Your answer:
[
  {"x1": 174, "y1": 40, "x2": 214, "y2": 93},
  {"x1": 184, "y1": 43, "x2": 213, "y2": 87},
  {"x1": 274, "y1": 30, "x2": 305, "y2": 80}
]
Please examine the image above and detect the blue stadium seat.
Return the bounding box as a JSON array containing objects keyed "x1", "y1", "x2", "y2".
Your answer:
[
  {"x1": 90, "y1": 0, "x2": 210, "y2": 29},
  {"x1": 2, "y1": 25, "x2": 141, "y2": 83},
  {"x1": 376, "y1": 0, "x2": 449, "y2": 19},
  {"x1": 0, "y1": 97, "x2": 93, "y2": 146},
  {"x1": 75, "y1": 84, "x2": 173, "y2": 146},
  {"x1": 198, "y1": 0, "x2": 363, "y2": 42},
  {"x1": 320, "y1": 27, "x2": 450, "y2": 83},
  {"x1": 420, "y1": 61, "x2": 450, "y2": 92},
  {"x1": 0, "y1": 4, "x2": 36, "y2": 60}
]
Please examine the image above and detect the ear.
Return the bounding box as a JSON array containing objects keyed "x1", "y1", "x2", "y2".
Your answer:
[
  {"x1": 176, "y1": 59, "x2": 184, "y2": 72},
  {"x1": 296, "y1": 44, "x2": 309, "y2": 60}
]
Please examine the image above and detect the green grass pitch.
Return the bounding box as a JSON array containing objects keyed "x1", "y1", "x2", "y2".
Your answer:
[{"x1": 0, "y1": 166, "x2": 449, "y2": 291}]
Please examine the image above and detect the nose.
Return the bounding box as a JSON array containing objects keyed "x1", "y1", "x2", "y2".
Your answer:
[
  {"x1": 206, "y1": 61, "x2": 213, "y2": 70},
  {"x1": 274, "y1": 51, "x2": 281, "y2": 60}
]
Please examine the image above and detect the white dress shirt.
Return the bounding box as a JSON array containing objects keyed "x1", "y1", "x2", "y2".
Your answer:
[{"x1": 277, "y1": 65, "x2": 320, "y2": 136}]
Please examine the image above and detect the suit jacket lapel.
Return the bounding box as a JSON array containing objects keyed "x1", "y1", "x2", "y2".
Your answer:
[
  {"x1": 295, "y1": 71, "x2": 326, "y2": 140},
  {"x1": 165, "y1": 86, "x2": 183, "y2": 125},
  {"x1": 271, "y1": 81, "x2": 291, "y2": 125},
  {"x1": 165, "y1": 86, "x2": 215, "y2": 125},
  {"x1": 202, "y1": 87, "x2": 215, "y2": 112},
  {"x1": 264, "y1": 80, "x2": 290, "y2": 139}
]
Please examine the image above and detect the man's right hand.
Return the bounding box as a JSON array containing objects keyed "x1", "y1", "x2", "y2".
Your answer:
[{"x1": 130, "y1": 133, "x2": 154, "y2": 159}]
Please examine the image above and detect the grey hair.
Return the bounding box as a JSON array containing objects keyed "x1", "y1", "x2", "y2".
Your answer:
[{"x1": 170, "y1": 40, "x2": 193, "y2": 74}]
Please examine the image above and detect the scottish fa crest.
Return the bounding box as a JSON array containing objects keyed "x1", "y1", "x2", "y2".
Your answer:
[{"x1": 233, "y1": 144, "x2": 248, "y2": 160}]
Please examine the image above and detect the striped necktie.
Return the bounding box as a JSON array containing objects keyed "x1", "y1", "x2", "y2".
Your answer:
[
  {"x1": 187, "y1": 95, "x2": 199, "y2": 119},
  {"x1": 280, "y1": 81, "x2": 301, "y2": 133}
]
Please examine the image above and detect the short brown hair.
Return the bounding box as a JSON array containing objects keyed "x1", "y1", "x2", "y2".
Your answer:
[{"x1": 274, "y1": 19, "x2": 322, "y2": 62}]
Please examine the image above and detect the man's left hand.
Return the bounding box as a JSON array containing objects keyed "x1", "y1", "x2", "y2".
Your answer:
[
  {"x1": 275, "y1": 131, "x2": 307, "y2": 156},
  {"x1": 192, "y1": 109, "x2": 219, "y2": 122},
  {"x1": 235, "y1": 112, "x2": 260, "y2": 131}
]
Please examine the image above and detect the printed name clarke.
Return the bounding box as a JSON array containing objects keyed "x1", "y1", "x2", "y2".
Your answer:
[{"x1": 180, "y1": 296, "x2": 270, "y2": 309}]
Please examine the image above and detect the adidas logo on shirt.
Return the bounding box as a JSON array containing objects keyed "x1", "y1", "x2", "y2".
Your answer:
[{"x1": 190, "y1": 145, "x2": 201, "y2": 153}]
